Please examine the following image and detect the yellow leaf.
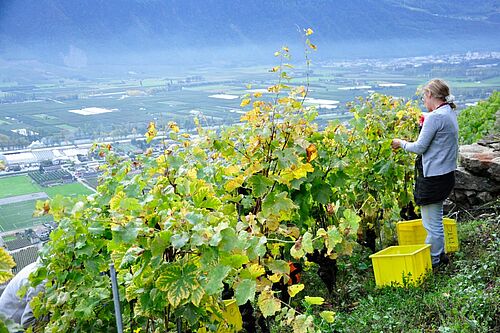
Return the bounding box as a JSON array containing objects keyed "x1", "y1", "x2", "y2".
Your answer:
[
  {"x1": 224, "y1": 165, "x2": 241, "y2": 176},
  {"x1": 246, "y1": 263, "x2": 266, "y2": 279},
  {"x1": 186, "y1": 168, "x2": 197, "y2": 179},
  {"x1": 277, "y1": 97, "x2": 290, "y2": 105},
  {"x1": 0, "y1": 248, "x2": 15, "y2": 284},
  {"x1": 156, "y1": 154, "x2": 166, "y2": 165},
  {"x1": 240, "y1": 98, "x2": 251, "y2": 107},
  {"x1": 304, "y1": 296, "x2": 324, "y2": 305},
  {"x1": 265, "y1": 218, "x2": 280, "y2": 232},
  {"x1": 270, "y1": 66, "x2": 280, "y2": 72},
  {"x1": 288, "y1": 284, "x2": 304, "y2": 298},
  {"x1": 267, "y1": 85, "x2": 280, "y2": 93},
  {"x1": 257, "y1": 289, "x2": 281, "y2": 318},
  {"x1": 240, "y1": 108, "x2": 261, "y2": 123},
  {"x1": 274, "y1": 51, "x2": 281, "y2": 57},
  {"x1": 282, "y1": 46, "x2": 289, "y2": 52},
  {"x1": 224, "y1": 175, "x2": 245, "y2": 192},
  {"x1": 308, "y1": 42, "x2": 317, "y2": 50},
  {"x1": 305, "y1": 28, "x2": 314, "y2": 36},
  {"x1": 168, "y1": 121, "x2": 180, "y2": 133},
  {"x1": 320, "y1": 311, "x2": 336, "y2": 323},
  {"x1": 290, "y1": 240, "x2": 305, "y2": 259},
  {"x1": 256, "y1": 276, "x2": 273, "y2": 292},
  {"x1": 145, "y1": 121, "x2": 157, "y2": 143},
  {"x1": 268, "y1": 273, "x2": 282, "y2": 283},
  {"x1": 282, "y1": 163, "x2": 314, "y2": 181},
  {"x1": 253, "y1": 92, "x2": 262, "y2": 98},
  {"x1": 306, "y1": 144, "x2": 318, "y2": 162}
]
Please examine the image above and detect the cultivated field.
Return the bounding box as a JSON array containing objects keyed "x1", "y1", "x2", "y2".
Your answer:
[
  {"x1": 0, "y1": 175, "x2": 94, "y2": 232},
  {"x1": 0, "y1": 175, "x2": 41, "y2": 198},
  {"x1": 0, "y1": 200, "x2": 52, "y2": 232}
]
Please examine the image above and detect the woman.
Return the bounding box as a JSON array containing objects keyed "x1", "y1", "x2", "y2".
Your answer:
[{"x1": 392, "y1": 79, "x2": 459, "y2": 268}]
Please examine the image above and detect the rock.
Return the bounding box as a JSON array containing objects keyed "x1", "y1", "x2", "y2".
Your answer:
[
  {"x1": 489, "y1": 157, "x2": 500, "y2": 182},
  {"x1": 464, "y1": 190, "x2": 481, "y2": 206},
  {"x1": 449, "y1": 190, "x2": 468, "y2": 206},
  {"x1": 478, "y1": 191, "x2": 493, "y2": 203},
  {"x1": 455, "y1": 167, "x2": 500, "y2": 193},
  {"x1": 460, "y1": 143, "x2": 500, "y2": 176}
]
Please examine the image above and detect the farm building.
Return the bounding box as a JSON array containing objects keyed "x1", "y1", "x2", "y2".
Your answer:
[{"x1": 2, "y1": 151, "x2": 39, "y2": 168}]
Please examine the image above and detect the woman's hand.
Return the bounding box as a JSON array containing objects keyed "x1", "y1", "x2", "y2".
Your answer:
[{"x1": 391, "y1": 139, "x2": 402, "y2": 150}]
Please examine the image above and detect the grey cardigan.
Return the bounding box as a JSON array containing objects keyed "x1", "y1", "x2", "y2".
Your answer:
[{"x1": 400, "y1": 104, "x2": 459, "y2": 177}]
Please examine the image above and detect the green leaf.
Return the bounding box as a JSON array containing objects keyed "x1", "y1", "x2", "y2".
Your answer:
[
  {"x1": 262, "y1": 191, "x2": 296, "y2": 220},
  {"x1": 341, "y1": 209, "x2": 361, "y2": 234},
  {"x1": 311, "y1": 182, "x2": 333, "y2": 205},
  {"x1": 326, "y1": 226, "x2": 343, "y2": 253},
  {"x1": 111, "y1": 221, "x2": 140, "y2": 244},
  {"x1": 171, "y1": 232, "x2": 190, "y2": 249},
  {"x1": 246, "y1": 236, "x2": 267, "y2": 260},
  {"x1": 266, "y1": 260, "x2": 290, "y2": 275},
  {"x1": 275, "y1": 148, "x2": 299, "y2": 169},
  {"x1": 302, "y1": 232, "x2": 314, "y2": 253},
  {"x1": 205, "y1": 265, "x2": 231, "y2": 295},
  {"x1": 151, "y1": 231, "x2": 172, "y2": 257},
  {"x1": 119, "y1": 246, "x2": 143, "y2": 269},
  {"x1": 235, "y1": 279, "x2": 256, "y2": 305},
  {"x1": 248, "y1": 175, "x2": 274, "y2": 197},
  {"x1": 220, "y1": 254, "x2": 249, "y2": 268}
]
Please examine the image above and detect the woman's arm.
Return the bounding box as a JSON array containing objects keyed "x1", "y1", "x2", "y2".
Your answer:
[{"x1": 395, "y1": 115, "x2": 438, "y2": 155}]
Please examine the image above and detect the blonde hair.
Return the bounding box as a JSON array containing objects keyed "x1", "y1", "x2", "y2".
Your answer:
[{"x1": 423, "y1": 79, "x2": 456, "y2": 109}]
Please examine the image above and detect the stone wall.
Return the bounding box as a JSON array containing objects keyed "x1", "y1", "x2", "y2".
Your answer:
[{"x1": 450, "y1": 134, "x2": 500, "y2": 208}]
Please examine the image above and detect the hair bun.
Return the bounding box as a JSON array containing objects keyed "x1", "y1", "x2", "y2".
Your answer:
[{"x1": 445, "y1": 94, "x2": 455, "y2": 103}]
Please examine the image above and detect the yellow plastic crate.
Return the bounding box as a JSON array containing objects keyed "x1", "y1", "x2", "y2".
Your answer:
[
  {"x1": 369, "y1": 244, "x2": 432, "y2": 287},
  {"x1": 396, "y1": 218, "x2": 459, "y2": 253}
]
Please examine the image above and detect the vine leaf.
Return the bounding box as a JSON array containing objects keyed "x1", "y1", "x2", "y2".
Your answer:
[
  {"x1": 0, "y1": 248, "x2": 15, "y2": 283},
  {"x1": 248, "y1": 175, "x2": 273, "y2": 197},
  {"x1": 156, "y1": 262, "x2": 201, "y2": 307},
  {"x1": 235, "y1": 279, "x2": 256, "y2": 305},
  {"x1": 304, "y1": 296, "x2": 324, "y2": 305},
  {"x1": 320, "y1": 310, "x2": 336, "y2": 323},
  {"x1": 257, "y1": 288, "x2": 281, "y2": 318},
  {"x1": 204, "y1": 265, "x2": 231, "y2": 295},
  {"x1": 261, "y1": 191, "x2": 296, "y2": 220},
  {"x1": 288, "y1": 283, "x2": 304, "y2": 298}
]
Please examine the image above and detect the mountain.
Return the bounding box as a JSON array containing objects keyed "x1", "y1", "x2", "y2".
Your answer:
[{"x1": 0, "y1": 0, "x2": 498, "y2": 64}]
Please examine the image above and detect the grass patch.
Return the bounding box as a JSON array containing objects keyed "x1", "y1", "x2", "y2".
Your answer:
[
  {"x1": 43, "y1": 183, "x2": 94, "y2": 198},
  {"x1": 32, "y1": 113, "x2": 58, "y2": 120},
  {"x1": 0, "y1": 200, "x2": 52, "y2": 232},
  {"x1": 0, "y1": 175, "x2": 42, "y2": 198},
  {"x1": 324, "y1": 219, "x2": 499, "y2": 333}
]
